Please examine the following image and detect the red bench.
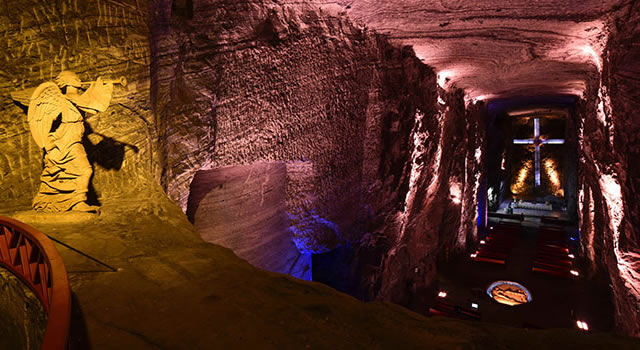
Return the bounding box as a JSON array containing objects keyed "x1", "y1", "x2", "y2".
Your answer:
[
  {"x1": 532, "y1": 265, "x2": 576, "y2": 278},
  {"x1": 473, "y1": 253, "x2": 507, "y2": 265},
  {"x1": 471, "y1": 228, "x2": 519, "y2": 265},
  {"x1": 532, "y1": 226, "x2": 577, "y2": 279},
  {"x1": 429, "y1": 300, "x2": 481, "y2": 320}
]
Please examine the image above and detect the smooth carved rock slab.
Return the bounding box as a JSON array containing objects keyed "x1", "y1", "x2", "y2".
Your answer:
[{"x1": 187, "y1": 162, "x2": 310, "y2": 280}]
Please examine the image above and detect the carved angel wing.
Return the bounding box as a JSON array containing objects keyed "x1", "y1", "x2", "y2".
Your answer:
[
  {"x1": 10, "y1": 88, "x2": 36, "y2": 106},
  {"x1": 27, "y1": 82, "x2": 80, "y2": 149}
]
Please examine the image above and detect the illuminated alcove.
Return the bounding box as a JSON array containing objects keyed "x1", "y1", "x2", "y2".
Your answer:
[{"x1": 485, "y1": 96, "x2": 578, "y2": 219}]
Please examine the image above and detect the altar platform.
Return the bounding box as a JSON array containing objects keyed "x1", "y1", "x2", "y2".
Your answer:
[{"x1": 496, "y1": 199, "x2": 569, "y2": 221}]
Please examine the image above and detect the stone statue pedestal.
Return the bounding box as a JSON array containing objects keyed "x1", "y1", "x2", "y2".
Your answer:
[{"x1": 11, "y1": 211, "x2": 98, "y2": 225}]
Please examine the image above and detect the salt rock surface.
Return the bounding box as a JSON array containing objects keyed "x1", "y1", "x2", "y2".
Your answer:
[
  {"x1": 576, "y1": 2, "x2": 640, "y2": 336},
  {"x1": 304, "y1": 0, "x2": 640, "y2": 335},
  {"x1": 6, "y1": 0, "x2": 640, "y2": 337},
  {"x1": 0, "y1": 0, "x2": 487, "y2": 314},
  {"x1": 154, "y1": 0, "x2": 486, "y2": 306},
  {"x1": 309, "y1": 0, "x2": 615, "y2": 100}
]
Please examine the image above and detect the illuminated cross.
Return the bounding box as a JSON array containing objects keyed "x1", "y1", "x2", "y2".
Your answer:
[{"x1": 513, "y1": 118, "x2": 564, "y2": 187}]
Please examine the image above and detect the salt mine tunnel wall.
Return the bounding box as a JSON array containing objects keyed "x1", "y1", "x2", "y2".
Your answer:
[
  {"x1": 2, "y1": 0, "x2": 639, "y2": 338},
  {"x1": 153, "y1": 0, "x2": 640, "y2": 333},
  {"x1": 0, "y1": 0, "x2": 481, "y2": 318},
  {"x1": 575, "y1": 2, "x2": 640, "y2": 336},
  {"x1": 152, "y1": 0, "x2": 487, "y2": 307},
  {"x1": 0, "y1": 0, "x2": 487, "y2": 315}
]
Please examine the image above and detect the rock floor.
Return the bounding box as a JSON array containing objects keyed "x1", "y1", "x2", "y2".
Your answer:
[{"x1": 2, "y1": 192, "x2": 639, "y2": 349}]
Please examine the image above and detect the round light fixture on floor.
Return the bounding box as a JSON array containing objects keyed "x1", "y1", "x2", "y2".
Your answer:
[{"x1": 487, "y1": 281, "x2": 532, "y2": 306}]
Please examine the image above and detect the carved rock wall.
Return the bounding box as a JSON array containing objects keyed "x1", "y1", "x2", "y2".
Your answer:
[
  {"x1": 375, "y1": 90, "x2": 486, "y2": 308},
  {"x1": 309, "y1": 0, "x2": 616, "y2": 100},
  {"x1": 152, "y1": 0, "x2": 435, "y2": 246},
  {"x1": 578, "y1": 2, "x2": 640, "y2": 337},
  {"x1": 152, "y1": 0, "x2": 486, "y2": 306},
  {"x1": 0, "y1": 0, "x2": 156, "y2": 212},
  {"x1": 0, "y1": 0, "x2": 488, "y2": 318}
]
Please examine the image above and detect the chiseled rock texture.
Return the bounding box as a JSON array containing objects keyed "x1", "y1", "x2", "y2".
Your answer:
[
  {"x1": 308, "y1": 0, "x2": 640, "y2": 334},
  {"x1": 375, "y1": 89, "x2": 485, "y2": 308},
  {"x1": 577, "y1": 2, "x2": 640, "y2": 337},
  {"x1": 310, "y1": 0, "x2": 620, "y2": 100},
  {"x1": 8, "y1": 0, "x2": 640, "y2": 337},
  {"x1": 153, "y1": 0, "x2": 486, "y2": 305},
  {"x1": 152, "y1": 0, "x2": 422, "y2": 221},
  {"x1": 0, "y1": 0, "x2": 487, "y2": 311},
  {"x1": 0, "y1": 0, "x2": 156, "y2": 213}
]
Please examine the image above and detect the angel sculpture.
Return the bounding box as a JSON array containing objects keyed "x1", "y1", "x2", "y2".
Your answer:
[{"x1": 11, "y1": 71, "x2": 125, "y2": 213}]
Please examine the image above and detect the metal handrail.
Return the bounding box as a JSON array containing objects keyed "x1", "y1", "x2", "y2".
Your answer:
[{"x1": 0, "y1": 216, "x2": 71, "y2": 350}]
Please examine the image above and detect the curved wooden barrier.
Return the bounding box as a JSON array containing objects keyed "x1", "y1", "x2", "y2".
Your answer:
[{"x1": 0, "y1": 216, "x2": 71, "y2": 350}]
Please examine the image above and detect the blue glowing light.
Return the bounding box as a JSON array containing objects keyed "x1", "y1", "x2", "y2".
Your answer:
[
  {"x1": 477, "y1": 190, "x2": 486, "y2": 228},
  {"x1": 288, "y1": 211, "x2": 341, "y2": 255}
]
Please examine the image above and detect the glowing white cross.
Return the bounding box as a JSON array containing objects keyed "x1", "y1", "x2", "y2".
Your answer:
[{"x1": 513, "y1": 118, "x2": 564, "y2": 187}]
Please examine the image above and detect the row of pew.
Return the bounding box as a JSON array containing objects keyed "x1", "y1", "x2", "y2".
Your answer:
[
  {"x1": 532, "y1": 226, "x2": 577, "y2": 279},
  {"x1": 430, "y1": 224, "x2": 522, "y2": 319},
  {"x1": 470, "y1": 222, "x2": 520, "y2": 265},
  {"x1": 429, "y1": 297, "x2": 481, "y2": 320}
]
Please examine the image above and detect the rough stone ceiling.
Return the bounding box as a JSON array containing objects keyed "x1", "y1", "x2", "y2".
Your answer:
[{"x1": 316, "y1": 0, "x2": 629, "y2": 100}]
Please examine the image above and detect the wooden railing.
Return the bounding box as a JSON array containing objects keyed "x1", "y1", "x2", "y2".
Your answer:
[{"x1": 0, "y1": 216, "x2": 71, "y2": 350}]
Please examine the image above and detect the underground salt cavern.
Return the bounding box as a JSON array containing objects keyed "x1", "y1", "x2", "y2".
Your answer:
[{"x1": 1, "y1": 0, "x2": 640, "y2": 349}]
